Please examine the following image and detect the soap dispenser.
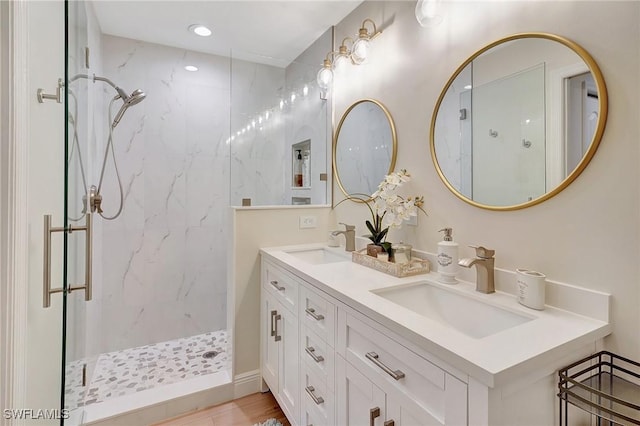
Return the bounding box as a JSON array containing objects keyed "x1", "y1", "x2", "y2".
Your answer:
[
  {"x1": 437, "y1": 228, "x2": 459, "y2": 284},
  {"x1": 294, "y1": 150, "x2": 303, "y2": 187}
]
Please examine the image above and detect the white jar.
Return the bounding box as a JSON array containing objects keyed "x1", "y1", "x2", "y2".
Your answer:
[{"x1": 516, "y1": 269, "x2": 546, "y2": 310}]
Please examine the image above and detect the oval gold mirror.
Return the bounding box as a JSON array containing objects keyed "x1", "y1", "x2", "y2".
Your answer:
[
  {"x1": 430, "y1": 33, "x2": 608, "y2": 210},
  {"x1": 334, "y1": 99, "x2": 397, "y2": 201}
]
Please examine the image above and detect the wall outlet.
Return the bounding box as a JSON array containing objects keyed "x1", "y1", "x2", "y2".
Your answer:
[{"x1": 299, "y1": 215, "x2": 317, "y2": 229}]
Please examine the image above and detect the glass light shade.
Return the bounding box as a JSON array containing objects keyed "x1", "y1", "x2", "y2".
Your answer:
[
  {"x1": 317, "y1": 67, "x2": 333, "y2": 90},
  {"x1": 333, "y1": 54, "x2": 350, "y2": 72},
  {"x1": 415, "y1": 0, "x2": 443, "y2": 27},
  {"x1": 351, "y1": 38, "x2": 369, "y2": 65}
]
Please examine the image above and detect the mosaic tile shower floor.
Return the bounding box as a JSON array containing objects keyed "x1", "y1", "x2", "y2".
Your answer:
[{"x1": 65, "y1": 330, "x2": 229, "y2": 409}]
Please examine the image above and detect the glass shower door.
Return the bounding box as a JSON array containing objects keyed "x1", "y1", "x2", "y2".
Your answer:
[{"x1": 62, "y1": 0, "x2": 92, "y2": 423}]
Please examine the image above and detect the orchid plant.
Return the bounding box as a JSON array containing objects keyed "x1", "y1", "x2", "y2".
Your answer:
[{"x1": 363, "y1": 169, "x2": 425, "y2": 250}]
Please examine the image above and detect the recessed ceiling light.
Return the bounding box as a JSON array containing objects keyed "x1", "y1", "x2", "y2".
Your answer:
[
  {"x1": 184, "y1": 65, "x2": 198, "y2": 72},
  {"x1": 188, "y1": 24, "x2": 212, "y2": 37}
]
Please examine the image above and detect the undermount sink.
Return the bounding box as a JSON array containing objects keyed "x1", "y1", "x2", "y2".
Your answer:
[
  {"x1": 285, "y1": 247, "x2": 350, "y2": 265},
  {"x1": 371, "y1": 281, "x2": 533, "y2": 338}
]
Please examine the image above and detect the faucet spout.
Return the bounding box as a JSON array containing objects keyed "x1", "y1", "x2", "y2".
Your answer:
[
  {"x1": 458, "y1": 245, "x2": 496, "y2": 293},
  {"x1": 332, "y1": 223, "x2": 356, "y2": 252}
]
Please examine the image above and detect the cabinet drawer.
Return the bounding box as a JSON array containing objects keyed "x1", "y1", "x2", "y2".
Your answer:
[
  {"x1": 300, "y1": 285, "x2": 336, "y2": 347},
  {"x1": 341, "y1": 312, "x2": 457, "y2": 424},
  {"x1": 301, "y1": 366, "x2": 335, "y2": 426},
  {"x1": 262, "y1": 261, "x2": 298, "y2": 312},
  {"x1": 301, "y1": 326, "x2": 335, "y2": 389}
]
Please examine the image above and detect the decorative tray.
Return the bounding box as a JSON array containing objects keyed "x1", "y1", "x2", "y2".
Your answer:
[{"x1": 351, "y1": 249, "x2": 430, "y2": 278}]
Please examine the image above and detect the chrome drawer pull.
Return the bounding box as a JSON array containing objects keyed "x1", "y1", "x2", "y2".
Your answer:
[
  {"x1": 305, "y1": 386, "x2": 324, "y2": 405},
  {"x1": 274, "y1": 313, "x2": 282, "y2": 342},
  {"x1": 270, "y1": 280, "x2": 285, "y2": 291},
  {"x1": 305, "y1": 346, "x2": 324, "y2": 363},
  {"x1": 305, "y1": 307, "x2": 324, "y2": 321},
  {"x1": 366, "y1": 352, "x2": 405, "y2": 380},
  {"x1": 370, "y1": 407, "x2": 380, "y2": 426},
  {"x1": 270, "y1": 310, "x2": 277, "y2": 337}
]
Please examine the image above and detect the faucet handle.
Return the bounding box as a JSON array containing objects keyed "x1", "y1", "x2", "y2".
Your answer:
[
  {"x1": 469, "y1": 245, "x2": 495, "y2": 259},
  {"x1": 339, "y1": 222, "x2": 355, "y2": 231}
]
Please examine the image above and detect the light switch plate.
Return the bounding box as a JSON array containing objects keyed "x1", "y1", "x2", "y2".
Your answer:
[{"x1": 299, "y1": 215, "x2": 317, "y2": 229}]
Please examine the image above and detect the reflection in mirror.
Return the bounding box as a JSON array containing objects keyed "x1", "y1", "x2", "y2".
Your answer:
[
  {"x1": 431, "y1": 34, "x2": 607, "y2": 210},
  {"x1": 334, "y1": 99, "x2": 397, "y2": 200}
]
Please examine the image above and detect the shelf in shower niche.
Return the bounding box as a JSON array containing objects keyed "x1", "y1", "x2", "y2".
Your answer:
[{"x1": 351, "y1": 249, "x2": 430, "y2": 278}]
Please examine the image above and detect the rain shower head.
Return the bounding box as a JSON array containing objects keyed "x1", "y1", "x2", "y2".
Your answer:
[{"x1": 112, "y1": 89, "x2": 146, "y2": 128}]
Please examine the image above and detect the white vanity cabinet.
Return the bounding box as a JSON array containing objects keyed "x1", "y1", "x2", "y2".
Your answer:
[
  {"x1": 337, "y1": 309, "x2": 468, "y2": 426},
  {"x1": 260, "y1": 248, "x2": 609, "y2": 426},
  {"x1": 261, "y1": 261, "x2": 300, "y2": 423},
  {"x1": 261, "y1": 258, "x2": 468, "y2": 426}
]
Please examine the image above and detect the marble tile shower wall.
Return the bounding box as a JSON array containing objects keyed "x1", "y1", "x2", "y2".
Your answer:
[
  {"x1": 230, "y1": 59, "x2": 287, "y2": 206},
  {"x1": 283, "y1": 28, "x2": 331, "y2": 205},
  {"x1": 98, "y1": 35, "x2": 236, "y2": 352}
]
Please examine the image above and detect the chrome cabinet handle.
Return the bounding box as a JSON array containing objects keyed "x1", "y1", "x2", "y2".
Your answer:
[
  {"x1": 270, "y1": 280, "x2": 285, "y2": 291},
  {"x1": 305, "y1": 346, "x2": 324, "y2": 363},
  {"x1": 384, "y1": 421, "x2": 395, "y2": 426},
  {"x1": 366, "y1": 352, "x2": 405, "y2": 381},
  {"x1": 370, "y1": 407, "x2": 380, "y2": 426},
  {"x1": 305, "y1": 386, "x2": 324, "y2": 405},
  {"x1": 274, "y1": 313, "x2": 282, "y2": 342},
  {"x1": 43, "y1": 213, "x2": 92, "y2": 308},
  {"x1": 305, "y1": 307, "x2": 324, "y2": 321},
  {"x1": 270, "y1": 310, "x2": 277, "y2": 337}
]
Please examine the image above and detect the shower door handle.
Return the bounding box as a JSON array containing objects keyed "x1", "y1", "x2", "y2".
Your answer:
[{"x1": 43, "y1": 213, "x2": 92, "y2": 308}]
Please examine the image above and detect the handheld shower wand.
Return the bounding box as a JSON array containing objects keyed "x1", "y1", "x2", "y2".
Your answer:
[{"x1": 70, "y1": 73, "x2": 146, "y2": 220}]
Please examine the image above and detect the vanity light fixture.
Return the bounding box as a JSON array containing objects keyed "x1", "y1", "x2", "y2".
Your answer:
[
  {"x1": 188, "y1": 24, "x2": 212, "y2": 37},
  {"x1": 351, "y1": 19, "x2": 381, "y2": 65},
  {"x1": 333, "y1": 37, "x2": 353, "y2": 71},
  {"x1": 184, "y1": 65, "x2": 198, "y2": 72},
  {"x1": 415, "y1": 0, "x2": 443, "y2": 27},
  {"x1": 316, "y1": 54, "x2": 334, "y2": 93},
  {"x1": 316, "y1": 18, "x2": 382, "y2": 99}
]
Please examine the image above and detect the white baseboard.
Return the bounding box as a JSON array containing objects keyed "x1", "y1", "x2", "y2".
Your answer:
[{"x1": 233, "y1": 369, "x2": 263, "y2": 399}]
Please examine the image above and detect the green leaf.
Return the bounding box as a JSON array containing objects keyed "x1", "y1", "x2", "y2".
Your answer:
[{"x1": 365, "y1": 220, "x2": 377, "y2": 236}]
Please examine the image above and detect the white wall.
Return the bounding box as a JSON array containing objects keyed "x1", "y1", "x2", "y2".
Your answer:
[
  {"x1": 332, "y1": 1, "x2": 640, "y2": 361},
  {"x1": 232, "y1": 206, "x2": 334, "y2": 376}
]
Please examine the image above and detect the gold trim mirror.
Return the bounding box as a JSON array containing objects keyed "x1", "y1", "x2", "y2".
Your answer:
[
  {"x1": 430, "y1": 33, "x2": 608, "y2": 210},
  {"x1": 333, "y1": 99, "x2": 398, "y2": 201}
]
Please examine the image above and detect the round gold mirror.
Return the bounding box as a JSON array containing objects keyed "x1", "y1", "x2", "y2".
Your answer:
[
  {"x1": 430, "y1": 33, "x2": 608, "y2": 210},
  {"x1": 333, "y1": 99, "x2": 397, "y2": 201}
]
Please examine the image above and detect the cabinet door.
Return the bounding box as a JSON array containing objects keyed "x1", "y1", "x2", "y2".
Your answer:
[
  {"x1": 262, "y1": 287, "x2": 280, "y2": 392},
  {"x1": 278, "y1": 303, "x2": 300, "y2": 422},
  {"x1": 337, "y1": 355, "x2": 386, "y2": 426},
  {"x1": 386, "y1": 394, "x2": 444, "y2": 426}
]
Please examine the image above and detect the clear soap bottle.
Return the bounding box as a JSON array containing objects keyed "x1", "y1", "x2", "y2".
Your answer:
[{"x1": 437, "y1": 227, "x2": 459, "y2": 284}]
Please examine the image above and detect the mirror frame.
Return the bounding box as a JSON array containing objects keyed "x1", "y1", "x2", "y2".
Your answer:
[
  {"x1": 430, "y1": 32, "x2": 608, "y2": 211},
  {"x1": 333, "y1": 98, "x2": 398, "y2": 202}
]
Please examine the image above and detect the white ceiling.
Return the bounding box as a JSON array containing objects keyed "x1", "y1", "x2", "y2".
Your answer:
[{"x1": 92, "y1": 1, "x2": 364, "y2": 67}]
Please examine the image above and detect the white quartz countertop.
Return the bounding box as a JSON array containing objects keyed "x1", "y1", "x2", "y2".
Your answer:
[{"x1": 260, "y1": 243, "x2": 611, "y2": 388}]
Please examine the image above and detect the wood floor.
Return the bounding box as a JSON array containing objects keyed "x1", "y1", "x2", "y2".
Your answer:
[{"x1": 153, "y1": 392, "x2": 290, "y2": 426}]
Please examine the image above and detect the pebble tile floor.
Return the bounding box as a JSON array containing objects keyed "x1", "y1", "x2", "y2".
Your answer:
[{"x1": 65, "y1": 330, "x2": 229, "y2": 409}]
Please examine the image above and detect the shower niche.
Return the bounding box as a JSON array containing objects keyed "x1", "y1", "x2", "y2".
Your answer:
[{"x1": 292, "y1": 139, "x2": 311, "y2": 189}]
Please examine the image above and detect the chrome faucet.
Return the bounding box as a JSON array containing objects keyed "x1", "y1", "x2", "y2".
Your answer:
[
  {"x1": 458, "y1": 245, "x2": 495, "y2": 293},
  {"x1": 331, "y1": 223, "x2": 356, "y2": 252}
]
